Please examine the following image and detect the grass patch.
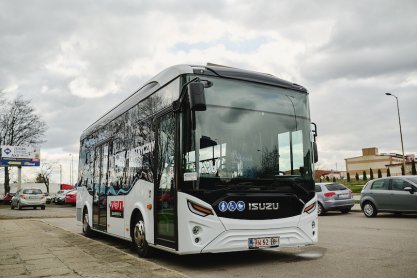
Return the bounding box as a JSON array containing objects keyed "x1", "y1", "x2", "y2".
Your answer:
[{"x1": 349, "y1": 185, "x2": 364, "y2": 194}]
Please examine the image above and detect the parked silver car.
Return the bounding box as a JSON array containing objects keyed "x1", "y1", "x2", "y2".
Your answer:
[
  {"x1": 53, "y1": 190, "x2": 71, "y2": 204},
  {"x1": 360, "y1": 176, "x2": 417, "y2": 217},
  {"x1": 315, "y1": 183, "x2": 354, "y2": 215},
  {"x1": 10, "y1": 188, "x2": 46, "y2": 210}
]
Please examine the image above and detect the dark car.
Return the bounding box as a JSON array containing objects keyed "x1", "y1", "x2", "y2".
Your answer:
[
  {"x1": 2, "y1": 193, "x2": 15, "y2": 204},
  {"x1": 360, "y1": 176, "x2": 417, "y2": 217}
]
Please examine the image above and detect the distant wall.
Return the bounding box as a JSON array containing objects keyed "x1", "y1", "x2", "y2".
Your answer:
[{"x1": 0, "y1": 183, "x2": 61, "y2": 195}]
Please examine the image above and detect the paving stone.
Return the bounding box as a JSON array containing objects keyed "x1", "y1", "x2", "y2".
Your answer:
[
  {"x1": 0, "y1": 219, "x2": 186, "y2": 278},
  {"x1": 29, "y1": 266, "x2": 73, "y2": 277}
]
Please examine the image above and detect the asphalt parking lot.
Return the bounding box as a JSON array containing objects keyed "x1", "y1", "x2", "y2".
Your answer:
[{"x1": 0, "y1": 203, "x2": 75, "y2": 220}]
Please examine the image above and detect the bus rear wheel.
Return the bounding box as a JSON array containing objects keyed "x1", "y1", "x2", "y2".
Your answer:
[
  {"x1": 82, "y1": 210, "x2": 94, "y2": 237},
  {"x1": 132, "y1": 216, "x2": 150, "y2": 258}
]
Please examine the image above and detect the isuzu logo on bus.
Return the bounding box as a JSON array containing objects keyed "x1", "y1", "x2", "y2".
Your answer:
[{"x1": 248, "y1": 203, "x2": 279, "y2": 211}]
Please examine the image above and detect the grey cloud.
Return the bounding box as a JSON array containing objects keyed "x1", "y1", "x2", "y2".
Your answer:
[
  {"x1": 299, "y1": 1, "x2": 417, "y2": 81},
  {"x1": 1, "y1": 0, "x2": 417, "y2": 172}
]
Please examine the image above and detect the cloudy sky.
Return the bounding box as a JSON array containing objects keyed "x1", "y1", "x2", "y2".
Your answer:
[{"x1": 1, "y1": 0, "x2": 416, "y2": 184}]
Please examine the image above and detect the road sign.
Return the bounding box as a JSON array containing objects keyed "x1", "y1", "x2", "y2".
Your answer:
[{"x1": 0, "y1": 145, "x2": 40, "y2": 167}]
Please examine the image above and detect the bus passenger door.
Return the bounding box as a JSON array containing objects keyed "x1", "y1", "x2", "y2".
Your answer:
[
  {"x1": 154, "y1": 111, "x2": 177, "y2": 250},
  {"x1": 93, "y1": 143, "x2": 109, "y2": 231}
]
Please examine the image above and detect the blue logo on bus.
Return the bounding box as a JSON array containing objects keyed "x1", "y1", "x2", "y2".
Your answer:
[
  {"x1": 228, "y1": 201, "x2": 237, "y2": 212},
  {"x1": 218, "y1": 201, "x2": 228, "y2": 212},
  {"x1": 237, "y1": 201, "x2": 245, "y2": 211}
]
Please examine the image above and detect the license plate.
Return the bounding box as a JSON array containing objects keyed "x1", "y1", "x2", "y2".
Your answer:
[
  {"x1": 248, "y1": 237, "x2": 280, "y2": 249},
  {"x1": 338, "y1": 193, "x2": 349, "y2": 199},
  {"x1": 29, "y1": 196, "x2": 39, "y2": 199}
]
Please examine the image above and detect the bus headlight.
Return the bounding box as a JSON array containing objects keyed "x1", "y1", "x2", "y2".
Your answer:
[
  {"x1": 304, "y1": 202, "x2": 316, "y2": 214},
  {"x1": 187, "y1": 200, "x2": 213, "y2": 217}
]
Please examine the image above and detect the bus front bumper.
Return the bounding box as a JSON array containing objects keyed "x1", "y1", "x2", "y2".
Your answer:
[{"x1": 201, "y1": 225, "x2": 317, "y2": 253}]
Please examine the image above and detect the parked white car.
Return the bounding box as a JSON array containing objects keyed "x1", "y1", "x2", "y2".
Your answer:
[{"x1": 11, "y1": 188, "x2": 46, "y2": 210}]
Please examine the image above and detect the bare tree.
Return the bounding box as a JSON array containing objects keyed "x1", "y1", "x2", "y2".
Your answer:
[
  {"x1": 35, "y1": 160, "x2": 57, "y2": 193},
  {"x1": 0, "y1": 96, "x2": 47, "y2": 193}
]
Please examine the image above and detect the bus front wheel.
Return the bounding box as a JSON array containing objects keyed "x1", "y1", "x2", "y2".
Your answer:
[{"x1": 132, "y1": 216, "x2": 150, "y2": 258}]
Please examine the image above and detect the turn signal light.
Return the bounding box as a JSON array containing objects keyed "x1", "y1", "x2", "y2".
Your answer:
[
  {"x1": 20, "y1": 194, "x2": 27, "y2": 199},
  {"x1": 187, "y1": 200, "x2": 213, "y2": 217}
]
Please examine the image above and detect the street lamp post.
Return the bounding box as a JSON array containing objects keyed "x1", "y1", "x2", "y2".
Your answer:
[
  {"x1": 385, "y1": 93, "x2": 406, "y2": 174},
  {"x1": 69, "y1": 154, "x2": 73, "y2": 185}
]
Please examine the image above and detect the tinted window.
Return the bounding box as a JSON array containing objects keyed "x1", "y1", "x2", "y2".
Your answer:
[
  {"x1": 315, "y1": 185, "x2": 322, "y2": 192},
  {"x1": 406, "y1": 177, "x2": 417, "y2": 185},
  {"x1": 371, "y1": 180, "x2": 388, "y2": 190},
  {"x1": 391, "y1": 179, "x2": 413, "y2": 191},
  {"x1": 325, "y1": 183, "x2": 346, "y2": 191},
  {"x1": 22, "y1": 189, "x2": 42, "y2": 194}
]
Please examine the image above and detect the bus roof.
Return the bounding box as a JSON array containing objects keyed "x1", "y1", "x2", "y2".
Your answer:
[{"x1": 80, "y1": 64, "x2": 307, "y2": 140}]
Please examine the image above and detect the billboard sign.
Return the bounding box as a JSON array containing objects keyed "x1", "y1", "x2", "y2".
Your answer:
[{"x1": 0, "y1": 146, "x2": 41, "y2": 167}]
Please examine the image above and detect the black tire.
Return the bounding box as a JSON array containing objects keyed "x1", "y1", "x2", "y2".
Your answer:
[
  {"x1": 82, "y1": 210, "x2": 94, "y2": 237},
  {"x1": 33, "y1": 206, "x2": 36, "y2": 210},
  {"x1": 362, "y1": 202, "x2": 377, "y2": 218},
  {"x1": 17, "y1": 202, "x2": 22, "y2": 210},
  {"x1": 341, "y1": 208, "x2": 351, "y2": 214},
  {"x1": 317, "y1": 203, "x2": 325, "y2": 216},
  {"x1": 132, "y1": 215, "x2": 151, "y2": 258},
  {"x1": 10, "y1": 203, "x2": 14, "y2": 210},
  {"x1": 41, "y1": 206, "x2": 45, "y2": 210}
]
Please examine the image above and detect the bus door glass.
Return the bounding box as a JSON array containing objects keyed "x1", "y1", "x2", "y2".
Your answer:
[
  {"x1": 154, "y1": 112, "x2": 177, "y2": 249},
  {"x1": 93, "y1": 142, "x2": 109, "y2": 231}
]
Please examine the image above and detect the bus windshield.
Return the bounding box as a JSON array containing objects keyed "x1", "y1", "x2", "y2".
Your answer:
[{"x1": 182, "y1": 76, "x2": 313, "y2": 190}]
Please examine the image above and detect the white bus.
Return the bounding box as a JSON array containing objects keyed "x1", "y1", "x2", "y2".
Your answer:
[{"x1": 76, "y1": 64, "x2": 318, "y2": 257}]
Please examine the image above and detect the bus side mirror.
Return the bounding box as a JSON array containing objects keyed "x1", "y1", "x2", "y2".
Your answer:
[
  {"x1": 311, "y1": 122, "x2": 318, "y2": 163},
  {"x1": 313, "y1": 141, "x2": 318, "y2": 163},
  {"x1": 188, "y1": 82, "x2": 206, "y2": 111}
]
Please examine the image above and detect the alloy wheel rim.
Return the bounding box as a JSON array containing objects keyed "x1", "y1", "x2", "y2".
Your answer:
[
  {"x1": 364, "y1": 204, "x2": 373, "y2": 216},
  {"x1": 317, "y1": 204, "x2": 322, "y2": 215},
  {"x1": 134, "y1": 221, "x2": 145, "y2": 248},
  {"x1": 83, "y1": 214, "x2": 89, "y2": 232}
]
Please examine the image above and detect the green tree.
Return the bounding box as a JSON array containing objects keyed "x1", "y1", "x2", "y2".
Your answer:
[
  {"x1": 378, "y1": 169, "x2": 382, "y2": 178},
  {"x1": 35, "y1": 173, "x2": 45, "y2": 183},
  {"x1": 412, "y1": 160, "x2": 416, "y2": 175},
  {"x1": 347, "y1": 172, "x2": 351, "y2": 182},
  {"x1": 332, "y1": 177, "x2": 336, "y2": 182},
  {"x1": 355, "y1": 172, "x2": 359, "y2": 181},
  {"x1": 326, "y1": 176, "x2": 330, "y2": 182},
  {"x1": 387, "y1": 168, "x2": 391, "y2": 177},
  {"x1": 370, "y1": 168, "x2": 374, "y2": 180},
  {"x1": 363, "y1": 170, "x2": 367, "y2": 181}
]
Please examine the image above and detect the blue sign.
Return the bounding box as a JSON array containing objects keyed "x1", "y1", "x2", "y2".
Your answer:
[
  {"x1": 228, "y1": 201, "x2": 237, "y2": 212},
  {"x1": 237, "y1": 201, "x2": 245, "y2": 211},
  {"x1": 218, "y1": 201, "x2": 228, "y2": 212},
  {"x1": 0, "y1": 158, "x2": 40, "y2": 167}
]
